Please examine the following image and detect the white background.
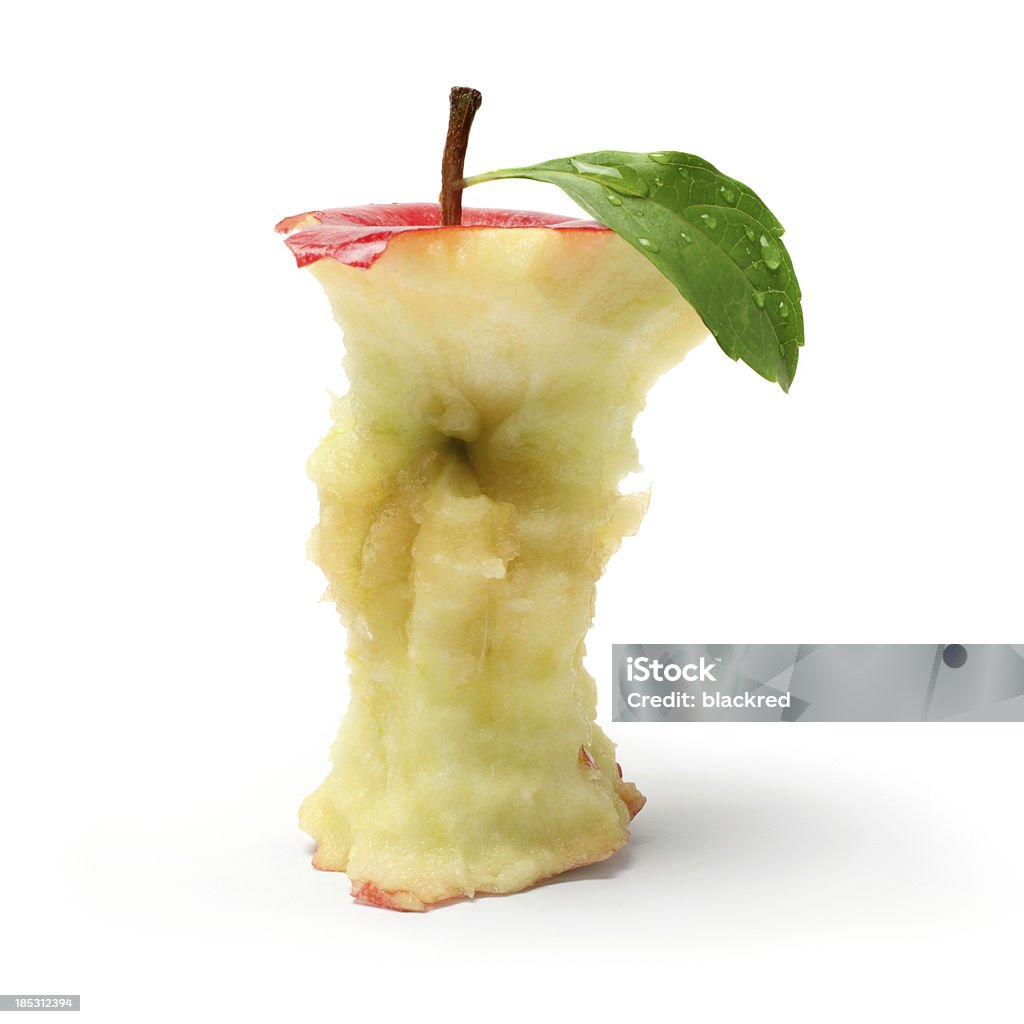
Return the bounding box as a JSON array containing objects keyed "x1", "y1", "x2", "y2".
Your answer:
[{"x1": 2, "y1": 1, "x2": 1021, "y2": 1021}]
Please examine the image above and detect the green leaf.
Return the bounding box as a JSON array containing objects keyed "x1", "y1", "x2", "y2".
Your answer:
[{"x1": 463, "y1": 151, "x2": 803, "y2": 391}]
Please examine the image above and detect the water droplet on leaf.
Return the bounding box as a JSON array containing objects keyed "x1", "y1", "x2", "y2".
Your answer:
[
  {"x1": 700, "y1": 213, "x2": 718, "y2": 230},
  {"x1": 778, "y1": 299, "x2": 790, "y2": 319},
  {"x1": 680, "y1": 231, "x2": 692, "y2": 244},
  {"x1": 760, "y1": 235, "x2": 782, "y2": 270},
  {"x1": 637, "y1": 237, "x2": 659, "y2": 252},
  {"x1": 571, "y1": 157, "x2": 620, "y2": 179},
  {"x1": 744, "y1": 227, "x2": 756, "y2": 242},
  {"x1": 570, "y1": 158, "x2": 649, "y2": 197},
  {"x1": 606, "y1": 194, "x2": 623, "y2": 206},
  {"x1": 752, "y1": 291, "x2": 766, "y2": 308},
  {"x1": 720, "y1": 186, "x2": 737, "y2": 205}
]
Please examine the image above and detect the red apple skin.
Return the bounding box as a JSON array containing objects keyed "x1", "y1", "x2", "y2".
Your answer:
[
  {"x1": 352, "y1": 881, "x2": 426, "y2": 913},
  {"x1": 276, "y1": 203, "x2": 608, "y2": 269}
]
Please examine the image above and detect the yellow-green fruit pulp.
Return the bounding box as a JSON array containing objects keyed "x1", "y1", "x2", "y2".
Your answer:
[{"x1": 299, "y1": 226, "x2": 707, "y2": 910}]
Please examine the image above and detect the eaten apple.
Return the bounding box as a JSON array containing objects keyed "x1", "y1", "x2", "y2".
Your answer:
[
  {"x1": 278, "y1": 85, "x2": 802, "y2": 912},
  {"x1": 278, "y1": 202, "x2": 707, "y2": 910}
]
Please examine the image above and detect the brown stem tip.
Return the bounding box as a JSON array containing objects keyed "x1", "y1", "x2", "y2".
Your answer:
[{"x1": 440, "y1": 86, "x2": 482, "y2": 226}]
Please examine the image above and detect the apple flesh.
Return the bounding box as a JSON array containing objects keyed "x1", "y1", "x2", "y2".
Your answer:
[{"x1": 279, "y1": 204, "x2": 707, "y2": 910}]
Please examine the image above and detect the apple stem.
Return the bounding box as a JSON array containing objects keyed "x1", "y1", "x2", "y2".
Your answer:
[{"x1": 440, "y1": 86, "x2": 482, "y2": 226}]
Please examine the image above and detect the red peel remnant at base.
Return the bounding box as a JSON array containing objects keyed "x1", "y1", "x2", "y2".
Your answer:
[
  {"x1": 617, "y1": 780, "x2": 647, "y2": 820},
  {"x1": 352, "y1": 881, "x2": 427, "y2": 913},
  {"x1": 614, "y1": 762, "x2": 646, "y2": 819},
  {"x1": 275, "y1": 203, "x2": 608, "y2": 269}
]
